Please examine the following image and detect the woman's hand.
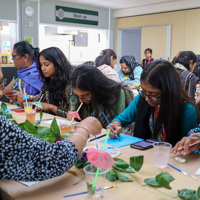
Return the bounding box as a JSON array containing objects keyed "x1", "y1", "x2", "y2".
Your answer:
[
  {"x1": 16, "y1": 92, "x2": 26, "y2": 106},
  {"x1": 106, "y1": 121, "x2": 122, "y2": 138},
  {"x1": 172, "y1": 136, "x2": 200, "y2": 155},
  {"x1": 3, "y1": 89, "x2": 18, "y2": 103},
  {"x1": 67, "y1": 111, "x2": 73, "y2": 121}
]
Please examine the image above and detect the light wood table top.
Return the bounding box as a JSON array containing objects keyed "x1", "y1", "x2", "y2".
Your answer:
[{"x1": 0, "y1": 103, "x2": 200, "y2": 200}]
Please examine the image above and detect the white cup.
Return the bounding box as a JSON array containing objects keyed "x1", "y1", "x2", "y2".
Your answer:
[{"x1": 153, "y1": 142, "x2": 172, "y2": 168}]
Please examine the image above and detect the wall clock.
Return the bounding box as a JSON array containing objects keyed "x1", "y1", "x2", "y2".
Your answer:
[{"x1": 25, "y1": 6, "x2": 34, "y2": 17}]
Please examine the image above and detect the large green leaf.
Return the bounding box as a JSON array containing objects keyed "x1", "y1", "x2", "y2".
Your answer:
[
  {"x1": 40, "y1": 110, "x2": 43, "y2": 122},
  {"x1": 32, "y1": 121, "x2": 40, "y2": 127},
  {"x1": 37, "y1": 126, "x2": 51, "y2": 138},
  {"x1": 178, "y1": 189, "x2": 199, "y2": 200},
  {"x1": 144, "y1": 178, "x2": 159, "y2": 187},
  {"x1": 113, "y1": 158, "x2": 130, "y2": 169},
  {"x1": 50, "y1": 118, "x2": 61, "y2": 139},
  {"x1": 113, "y1": 165, "x2": 135, "y2": 173},
  {"x1": 106, "y1": 171, "x2": 117, "y2": 182},
  {"x1": 155, "y1": 172, "x2": 175, "y2": 190},
  {"x1": 24, "y1": 120, "x2": 38, "y2": 135},
  {"x1": 115, "y1": 172, "x2": 133, "y2": 182},
  {"x1": 1, "y1": 102, "x2": 7, "y2": 111},
  {"x1": 197, "y1": 187, "x2": 200, "y2": 198},
  {"x1": 130, "y1": 155, "x2": 143, "y2": 172}
]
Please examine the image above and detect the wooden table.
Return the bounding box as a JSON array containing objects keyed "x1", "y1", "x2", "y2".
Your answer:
[{"x1": 0, "y1": 103, "x2": 200, "y2": 200}]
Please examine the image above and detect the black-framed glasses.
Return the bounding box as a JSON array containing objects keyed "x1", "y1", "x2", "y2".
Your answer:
[
  {"x1": 79, "y1": 95, "x2": 92, "y2": 102},
  {"x1": 137, "y1": 88, "x2": 162, "y2": 102}
]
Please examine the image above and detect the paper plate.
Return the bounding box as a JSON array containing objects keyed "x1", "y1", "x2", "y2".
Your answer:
[{"x1": 84, "y1": 146, "x2": 120, "y2": 158}]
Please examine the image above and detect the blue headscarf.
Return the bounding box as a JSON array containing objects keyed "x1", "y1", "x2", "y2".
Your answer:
[
  {"x1": 18, "y1": 61, "x2": 43, "y2": 95},
  {"x1": 120, "y1": 55, "x2": 141, "y2": 80}
]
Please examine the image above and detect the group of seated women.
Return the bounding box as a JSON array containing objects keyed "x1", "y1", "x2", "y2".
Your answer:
[{"x1": 1, "y1": 41, "x2": 200, "y2": 182}]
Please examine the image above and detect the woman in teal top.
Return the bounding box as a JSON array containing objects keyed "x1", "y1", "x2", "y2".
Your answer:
[{"x1": 108, "y1": 60, "x2": 198, "y2": 146}]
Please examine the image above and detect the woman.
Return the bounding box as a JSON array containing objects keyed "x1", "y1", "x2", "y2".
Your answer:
[
  {"x1": 0, "y1": 41, "x2": 43, "y2": 105},
  {"x1": 117, "y1": 55, "x2": 143, "y2": 88},
  {"x1": 109, "y1": 60, "x2": 198, "y2": 146},
  {"x1": 69, "y1": 64, "x2": 126, "y2": 128},
  {"x1": 95, "y1": 49, "x2": 120, "y2": 82},
  {"x1": 0, "y1": 116, "x2": 102, "y2": 181},
  {"x1": 172, "y1": 51, "x2": 197, "y2": 100},
  {"x1": 36, "y1": 47, "x2": 74, "y2": 117}
]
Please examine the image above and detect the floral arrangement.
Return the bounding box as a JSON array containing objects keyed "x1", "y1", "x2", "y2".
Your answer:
[{"x1": 11, "y1": 110, "x2": 72, "y2": 143}]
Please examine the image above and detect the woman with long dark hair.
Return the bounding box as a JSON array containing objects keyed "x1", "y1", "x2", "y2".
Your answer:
[
  {"x1": 108, "y1": 60, "x2": 198, "y2": 146},
  {"x1": 69, "y1": 63, "x2": 126, "y2": 128},
  {"x1": 36, "y1": 47, "x2": 74, "y2": 117}
]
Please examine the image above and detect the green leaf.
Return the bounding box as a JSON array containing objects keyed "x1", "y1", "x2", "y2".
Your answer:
[
  {"x1": 1, "y1": 102, "x2": 7, "y2": 111},
  {"x1": 32, "y1": 121, "x2": 40, "y2": 127},
  {"x1": 155, "y1": 172, "x2": 175, "y2": 190},
  {"x1": 61, "y1": 132, "x2": 73, "y2": 139},
  {"x1": 197, "y1": 187, "x2": 200, "y2": 198},
  {"x1": 144, "y1": 178, "x2": 159, "y2": 187},
  {"x1": 113, "y1": 158, "x2": 130, "y2": 169},
  {"x1": 40, "y1": 110, "x2": 43, "y2": 122},
  {"x1": 3, "y1": 112, "x2": 12, "y2": 119},
  {"x1": 130, "y1": 155, "x2": 144, "y2": 172},
  {"x1": 106, "y1": 171, "x2": 117, "y2": 182},
  {"x1": 178, "y1": 189, "x2": 199, "y2": 200},
  {"x1": 115, "y1": 172, "x2": 133, "y2": 182},
  {"x1": 11, "y1": 120, "x2": 18, "y2": 125},
  {"x1": 37, "y1": 126, "x2": 51, "y2": 138},
  {"x1": 24, "y1": 120, "x2": 38, "y2": 135},
  {"x1": 18, "y1": 122, "x2": 25, "y2": 129},
  {"x1": 50, "y1": 118, "x2": 61, "y2": 139},
  {"x1": 75, "y1": 159, "x2": 84, "y2": 169},
  {"x1": 113, "y1": 165, "x2": 135, "y2": 173}
]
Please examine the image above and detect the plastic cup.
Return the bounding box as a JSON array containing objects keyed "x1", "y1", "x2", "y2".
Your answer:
[
  {"x1": 23, "y1": 102, "x2": 35, "y2": 123},
  {"x1": 84, "y1": 164, "x2": 108, "y2": 199},
  {"x1": 23, "y1": 102, "x2": 33, "y2": 113},
  {"x1": 59, "y1": 123, "x2": 72, "y2": 136},
  {"x1": 25, "y1": 110, "x2": 36, "y2": 123},
  {"x1": 153, "y1": 142, "x2": 172, "y2": 168}
]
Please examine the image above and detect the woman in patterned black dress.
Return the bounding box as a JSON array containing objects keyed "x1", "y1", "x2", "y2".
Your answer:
[{"x1": 0, "y1": 116, "x2": 102, "y2": 181}]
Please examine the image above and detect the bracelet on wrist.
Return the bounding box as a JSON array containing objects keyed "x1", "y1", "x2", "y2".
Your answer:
[
  {"x1": 73, "y1": 133, "x2": 87, "y2": 144},
  {"x1": 75, "y1": 126, "x2": 90, "y2": 138}
]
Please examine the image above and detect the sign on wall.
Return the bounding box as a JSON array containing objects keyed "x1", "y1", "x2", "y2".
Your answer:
[{"x1": 55, "y1": 5, "x2": 98, "y2": 26}]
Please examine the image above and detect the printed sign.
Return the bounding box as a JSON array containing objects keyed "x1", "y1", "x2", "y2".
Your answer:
[{"x1": 55, "y1": 5, "x2": 98, "y2": 26}]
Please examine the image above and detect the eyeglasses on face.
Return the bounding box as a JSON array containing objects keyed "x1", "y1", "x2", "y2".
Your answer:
[
  {"x1": 79, "y1": 95, "x2": 92, "y2": 102},
  {"x1": 137, "y1": 88, "x2": 162, "y2": 102}
]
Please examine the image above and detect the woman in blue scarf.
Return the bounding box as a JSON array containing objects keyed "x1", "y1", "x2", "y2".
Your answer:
[
  {"x1": 117, "y1": 55, "x2": 143, "y2": 88},
  {"x1": 1, "y1": 41, "x2": 43, "y2": 105}
]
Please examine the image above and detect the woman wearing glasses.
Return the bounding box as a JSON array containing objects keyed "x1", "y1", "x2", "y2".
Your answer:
[
  {"x1": 69, "y1": 63, "x2": 126, "y2": 128},
  {"x1": 36, "y1": 47, "x2": 75, "y2": 117},
  {"x1": 108, "y1": 60, "x2": 198, "y2": 146},
  {"x1": 0, "y1": 41, "x2": 43, "y2": 105}
]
